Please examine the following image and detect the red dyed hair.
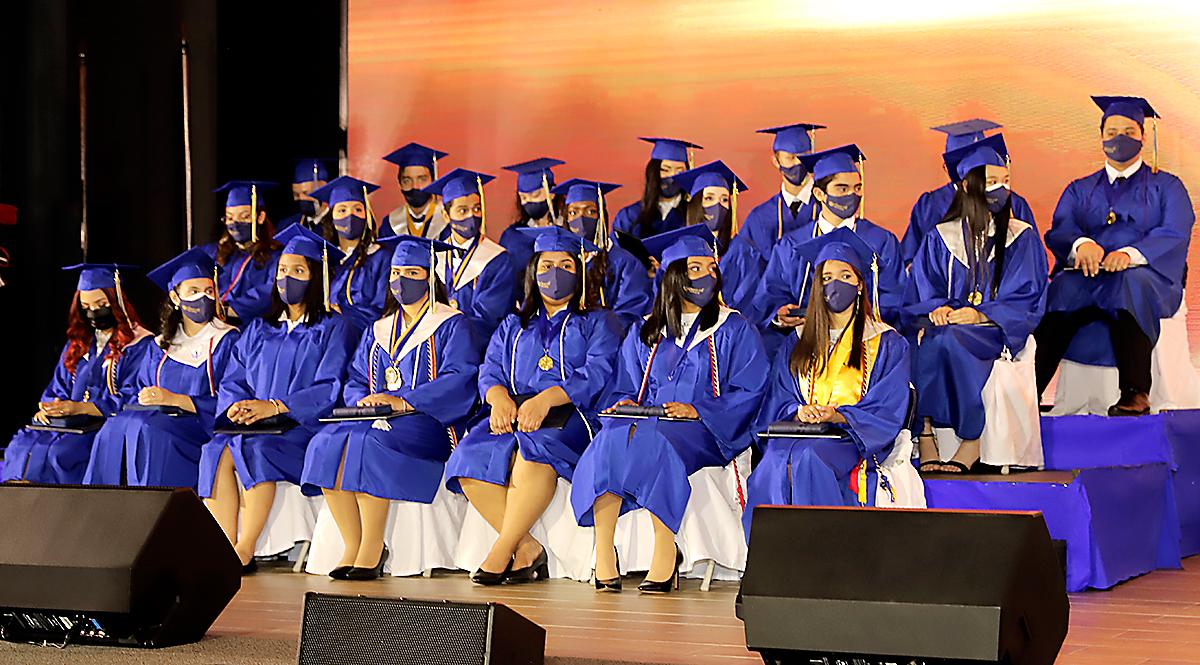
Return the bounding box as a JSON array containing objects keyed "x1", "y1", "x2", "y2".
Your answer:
[{"x1": 63, "y1": 288, "x2": 143, "y2": 375}]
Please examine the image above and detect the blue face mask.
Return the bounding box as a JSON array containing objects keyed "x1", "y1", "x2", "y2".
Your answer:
[
  {"x1": 226, "y1": 221, "x2": 253, "y2": 243},
  {"x1": 823, "y1": 192, "x2": 861, "y2": 219},
  {"x1": 450, "y1": 215, "x2": 482, "y2": 239},
  {"x1": 178, "y1": 293, "x2": 216, "y2": 324},
  {"x1": 522, "y1": 200, "x2": 550, "y2": 220},
  {"x1": 536, "y1": 266, "x2": 577, "y2": 301},
  {"x1": 402, "y1": 187, "x2": 432, "y2": 209},
  {"x1": 1103, "y1": 134, "x2": 1142, "y2": 163},
  {"x1": 567, "y1": 214, "x2": 600, "y2": 239},
  {"x1": 682, "y1": 274, "x2": 717, "y2": 307},
  {"x1": 390, "y1": 276, "x2": 428, "y2": 305},
  {"x1": 822, "y1": 279, "x2": 858, "y2": 314},
  {"x1": 702, "y1": 204, "x2": 729, "y2": 233},
  {"x1": 277, "y1": 276, "x2": 309, "y2": 305},
  {"x1": 333, "y1": 213, "x2": 366, "y2": 240},
  {"x1": 985, "y1": 184, "x2": 1011, "y2": 215},
  {"x1": 297, "y1": 199, "x2": 317, "y2": 217},
  {"x1": 660, "y1": 178, "x2": 682, "y2": 198},
  {"x1": 779, "y1": 162, "x2": 807, "y2": 186}
]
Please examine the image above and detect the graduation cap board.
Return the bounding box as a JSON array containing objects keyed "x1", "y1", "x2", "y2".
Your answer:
[
  {"x1": 943, "y1": 134, "x2": 1010, "y2": 183},
  {"x1": 214, "y1": 180, "x2": 277, "y2": 243},
  {"x1": 382, "y1": 143, "x2": 449, "y2": 179},
  {"x1": 931, "y1": 119, "x2": 1002, "y2": 153},
  {"x1": 756, "y1": 122, "x2": 827, "y2": 155},
  {"x1": 638, "y1": 137, "x2": 703, "y2": 167}
]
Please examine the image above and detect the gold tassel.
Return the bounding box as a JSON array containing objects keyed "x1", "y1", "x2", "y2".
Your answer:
[
  {"x1": 1153, "y1": 116, "x2": 1159, "y2": 174},
  {"x1": 250, "y1": 184, "x2": 258, "y2": 243},
  {"x1": 362, "y1": 185, "x2": 375, "y2": 237},
  {"x1": 477, "y1": 175, "x2": 487, "y2": 237},
  {"x1": 213, "y1": 266, "x2": 226, "y2": 321},
  {"x1": 322, "y1": 245, "x2": 330, "y2": 311},
  {"x1": 579, "y1": 238, "x2": 587, "y2": 311},
  {"x1": 731, "y1": 181, "x2": 739, "y2": 237},
  {"x1": 870, "y1": 255, "x2": 880, "y2": 322},
  {"x1": 858, "y1": 157, "x2": 866, "y2": 220},
  {"x1": 542, "y1": 172, "x2": 556, "y2": 225},
  {"x1": 113, "y1": 268, "x2": 130, "y2": 324},
  {"x1": 595, "y1": 184, "x2": 607, "y2": 247},
  {"x1": 432, "y1": 154, "x2": 439, "y2": 181},
  {"x1": 687, "y1": 148, "x2": 695, "y2": 170},
  {"x1": 776, "y1": 196, "x2": 783, "y2": 242}
]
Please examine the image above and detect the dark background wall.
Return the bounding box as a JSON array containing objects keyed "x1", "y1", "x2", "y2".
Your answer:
[{"x1": 0, "y1": 0, "x2": 343, "y2": 441}]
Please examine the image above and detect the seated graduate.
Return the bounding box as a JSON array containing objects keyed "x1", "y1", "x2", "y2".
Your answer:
[
  {"x1": 499, "y1": 157, "x2": 566, "y2": 292},
  {"x1": 901, "y1": 120, "x2": 1037, "y2": 267},
  {"x1": 904, "y1": 135, "x2": 1048, "y2": 473},
  {"x1": 744, "y1": 229, "x2": 910, "y2": 529},
  {"x1": 755, "y1": 145, "x2": 904, "y2": 357},
  {"x1": 378, "y1": 142, "x2": 450, "y2": 240},
  {"x1": 3, "y1": 265, "x2": 153, "y2": 484},
  {"x1": 200, "y1": 225, "x2": 354, "y2": 573},
  {"x1": 84, "y1": 249, "x2": 240, "y2": 489},
  {"x1": 740, "y1": 122, "x2": 826, "y2": 260},
  {"x1": 424, "y1": 168, "x2": 517, "y2": 342},
  {"x1": 446, "y1": 226, "x2": 621, "y2": 586},
  {"x1": 308, "y1": 175, "x2": 391, "y2": 335},
  {"x1": 300, "y1": 235, "x2": 480, "y2": 581},
  {"x1": 1034, "y1": 95, "x2": 1194, "y2": 417},
  {"x1": 611, "y1": 137, "x2": 702, "y2": 239},
  {"x1": 202, "y1": 180, "x2": 283, "y2": 325},
  {"x1": 571, "y1": 226, "x2": 768, "y2": 594},
  {"x1": 279, "y1": 158, "x2": 332, "y2": 234},
  {"x1": 553, "y1": 177, "x2": 653, "y2": 331}
]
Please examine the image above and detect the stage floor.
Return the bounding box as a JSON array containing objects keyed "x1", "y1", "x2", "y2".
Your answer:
[{"x1": 4, "y1": 558, "x2": 1200, "y2": 665}]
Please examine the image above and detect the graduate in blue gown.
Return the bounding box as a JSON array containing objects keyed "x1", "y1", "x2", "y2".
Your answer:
[
  {"x1": 300, "y1": 235, "x2": 480, "y2": 580},
  {"x1": 309, "y1": 175, "x2": 392, "y2": 335},
  {"x1": 278, "y1": 158, "x2": 332, "y2": 234},
  {"x1": 202, "y1": 180, "x2": 283, "y2": 325},
  {"x1": 744, "y1": 229, "x2": 910, "y2": 537},
  {"x1": 572, "y1": 229, "x2": 768, "y2": 593},
  {"x1": 446, "y1": 227, "x2": 621, "y2": 586},
  {"x1": 553, "y1": 177, "x2": 653, "y2": 331},
  {"x1": 378, "y1": 143, "x2": 450, "y2": 240},
  {"x1": 3, "y1": 266, "x2": 153, "y2": 484},
  {"x1": 424, "y1": 168, "x2": 517, "y2": 343},
  {"x1": 901, "y1": 120, "x2": 1039, "y2": 267},
  {"x1": 200, "y1": 225, "x2": 354, "y2": 571},
  {"x1": 1034, "y1": 95, "x2": 1195, "y2": 416},
  {"x1": 754, "y1": 145, "x2": 905, "y2": 358},
  {"x1": 84, "y1": 249, "x2": 240, "y2": 489},
  {"x1": 904, "y1": 135, "x2": 1047, "y2": 472},
  {"x1": 739, "y1": 123, "x2": 825, "y2": 268},
  {"x1": 498, "y1": 158, "x2": 566, "y2": 293},
  {"x1": 611, "y1": 137, "x2": 702, "y2": 239}
]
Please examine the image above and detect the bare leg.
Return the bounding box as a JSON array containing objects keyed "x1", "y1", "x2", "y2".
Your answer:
[
  {"x1": 460, "y1": 478, "x2": 509, "y2": 533},
  {"x1": 233, "y1": 480, "x2": 276, "y2": 565},
  {"x1": 486, "y1": 453, "x2": 557, "y2": 571},
  {"x1": 948, "y1": 438, "x2": 981, "y2": 472},
  {"x1": 592, "y1": 492, "x2": 622, "y2": 581},
  {"x1": 321, "y1": 445, "x2": 361, "y2": 568},
  {"x1": 354, "y1": 493, "x2": 391, "y2": 569},
  {"x1": 645, "y1": 512, "x2": 678, "y2": 583},
  {"x1": 204, "y1": 447, "x2": 240, "y2": 546},
  {"x1": 917, "y1": 418, "x2": 941, "y2": 468}
]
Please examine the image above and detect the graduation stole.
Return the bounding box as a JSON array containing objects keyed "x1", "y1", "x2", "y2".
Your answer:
[
  {"x1": 155, "y1": 338, "x2": 216, "y2": 397},
  {"x1": 218, "y1": 253, "x2": 255, "y2": 304}
]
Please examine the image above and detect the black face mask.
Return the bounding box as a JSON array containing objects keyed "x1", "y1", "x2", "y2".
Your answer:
[
  {"x1": 403, "y1": 187, "x2": 433, "y2": 209},
  {"x1": 297, "y1": 199, "x2": 317, "y2": 217},
  {"x1": 85, "y1": 306, "x2": 117, "y2": 331}
]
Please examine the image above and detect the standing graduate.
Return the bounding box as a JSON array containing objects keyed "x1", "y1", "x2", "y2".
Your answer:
[
  {"x1": 498, "y1": 157, "x2": 566, "y2": 291},
  {"x1": 425, "y1": 168, "x2": 517, "y2": 342},
  {"x1": 740, "y1": 123, "x2": 826, "y2": 259},
  {"x1": 3, "y1": 265, "x2": 153, "y2": 484},
  {"x1": 200, "y1": 225, "x2": 354, "y2": 571},
  {"x1": 300, "y1": 235, "x2": 480, "y2": 580},
  {"x1": 611, "y1": 137, "x2": 702, "y2": 239},
  {"x1": 553, "y1": 177, "x2": 653, "y2": 331},
  {"x1": 904, "y1": 135, "x2": 1048, "y2": 472},
  {"x1": 203, "y1": 180, "x2": 283, "y2": 325},
  {"x1": 900, "y1": 120, "x2": 1037, "y2": 266},
  {"x1": 378, "y1": 143, "x2": 449, "y2": 240},
  {"x1": 755, "y1": 145, "x2": 905, "y2": 357},
  {"x1": 84, "y1": 249, "x2": 240, "y2": 489},
  {"x1": 744, "y1": 229, "x2": 911, "y2": 531},
  {"x1": 309, "y1": 175, "x2": 391, "y2": 335},
  {"x1": 279, "y1": 158, "x2": 332, "y2": 234},
  {"x1": 446, "y1": 227, "x2": 621, "y2": 586},
  {"x1": 572, "y1": 227, "x2": 768, "y2": 593},
  {"x1": 1034, "y1": 95, "x2": 1194, "y2": 416}
]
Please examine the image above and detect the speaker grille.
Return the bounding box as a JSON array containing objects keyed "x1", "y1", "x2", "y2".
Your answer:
[{"x1": 299, "y1": 593, "x2": 491, "y2": 665}]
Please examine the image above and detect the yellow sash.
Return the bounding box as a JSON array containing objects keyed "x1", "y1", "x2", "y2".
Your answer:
[{"x1": 805, "y1": 328, "x2": 881, "y2": 406}]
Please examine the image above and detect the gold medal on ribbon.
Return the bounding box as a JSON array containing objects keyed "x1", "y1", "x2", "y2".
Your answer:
[
  {"x1": 538, "y1": 354, "x2": 554, "y2": 371},
  {"x1": 384, "y1": 366, "x2": 403, "y2": 391},
  {"x1": 968, "y1": 290, "x2": 983, "y2": 306},
  {"x1": 1106, "y1": 210, "x2": 1117, "y2": 225},
  {"x1": 449, "y1": 298, "x2": 458, "y2": 309}
]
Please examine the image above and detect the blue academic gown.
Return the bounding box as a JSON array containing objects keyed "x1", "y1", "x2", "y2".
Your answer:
[
  {"x1": 901, "y1": 183, "x2": 1037, "y2": 266},
  {"x1": 445, "y1": 309, "x2": 621, "y2": 492},
  {"x1": 741, "y1": 192, "x2": 820, "y2": 260},
  {"x1": 84, "y1": 321, "x2": 240, "y2": 490},
  {"x1": 1045, "y1": 166, "x2": 1194, "y2": 363},
  {"x1": 201, "y1": 243, "x2": 282, "y2": 323},
  {"x1": 3, "y1": 333, "x2": 153, "y2": 484},
  {"x1": 437, "y1": 238, "x2": 517, "y2": 344},
  {"x1": 330, "y1": 244, "x2": 392, "y2": 336},
  {"x1": 904, "y1": 218, "x2": 1047, "y2": 440},
  {"x1": 611, "y1": 201, "x2": 686, "y2": 239},
  {"x1": 743, "y1": 323, "x2": 910, "y2": 537},
  {"x1": 499, "y1": 221, "x2": 537, "y2": 290},
  {"x1": 300, "y1": 305, "x2": 480, "y2": 502},
  {"x1": 197, "y1": 316, "x2": 354, "y2": 498},
  {"x1": 593, "y1": 246, "x2": 654, "y2": 332},
  {"x1": 570, "y1": 309, "x2": 768, "y2": 533}
]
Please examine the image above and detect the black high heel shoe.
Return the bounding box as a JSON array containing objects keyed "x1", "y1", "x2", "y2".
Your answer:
[
  {"x1": 637, "y1": 546, "x2": 682, "y2": 594},
  {"x1": 345, "y1": 544, "x2": 389, "y2": 581},
  {"x1": 506, "y1": 547, "x2": 549, "y2": 584},
  {"x1": 594, "y1": 547, "x2": 622, "y2": 592},
  {"x1": 471, "y1": 558, "x2": 514, "y2": 586},
  {"x1": 328, "y1": 565, "x2": 354, "y2": 581},
  {"x1": 241, "y1": 559, "x2": 258, "y2": 576}
]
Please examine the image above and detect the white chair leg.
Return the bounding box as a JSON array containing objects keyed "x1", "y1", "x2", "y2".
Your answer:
[
  {"x1": 292, "y1": 540, "x2": 311, "y2": 573},
  {"x1": 700, "y1": 559, "x2": 716, "y2": 592},
  {"x1": 422, "y1": 568, "x2": 433, "y2": 578}
]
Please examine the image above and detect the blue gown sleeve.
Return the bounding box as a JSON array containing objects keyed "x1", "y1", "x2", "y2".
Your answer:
[
  {"x1": 279, "y1": 317, "x2": 353, "y2": 425},
  {"x1": 1132, "y1": 175, "x2": 1194, "y2": 277},
  {"x1": 602, "y1": 249, "x2": 653, "y2": 330},
  {"x1": 753, "y1": 341, "x2": 804, "y2": 432},
  {"x1": 900, "y1": 193, "x2": 932, "y2": 266},
  {"x1": 901, "y1": 231, "x2": 952, "y2": 332},
  {"x1": 465, "y1": 256, "x2": 517, "y2": 337},
  {"x1": 40, "y1": 343, "x2": 75, "y2": 403},
  {"x1": 401, "y1": 315, "x2": 481, "y2": 425},
  {"x1": 690, "y1": 316, "x2": 770, "y2": 458},
  {"x1": 1012, "y1": 191, "x2": 1038, "y2": 231},
  {"x1": 216, "y1": 321, "x2": 259, "y2": 418},
  {"x1": 104, "y1": 337, "x2": 154, "y2": 414},
  {"x1": 720, "y1": 235, "x2": 766, "y2": 313},
  {"x1": 875, "y1": 231, "x2": 906, "y2": 324},
  {"x1": 558, "y1": 312, "x2": 621, "y2": 411},
  {"x1": 602, "y1": 321, "x2": 651, "y2": 407},
  {"x1": 1044, "y1": 181, "x2": 1086, "y2": 266},
  {"x1": 975, "y1": 229, "x2": 1049, "y2": 351},
  {"x1": 755, "y1": 240, "x2": 802, "y2": 329},
  {"x1": 611, "y1": 203, "x2": 639, "y2": 236},
  {"x1": 477, "y1": 314, "x2": 517, "y2": 399},
  {"x1": 835, "y1": 331, "x2": 911, "y2": 462}
]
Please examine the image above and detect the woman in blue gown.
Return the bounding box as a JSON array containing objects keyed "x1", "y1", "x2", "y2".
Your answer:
[
  {"x1": 498, "y1": 158, "x2": 565, "y2": 294},
  {"x1": 310, "y1": 175, "x2": 391, "y2": 335},
  {"x1": 611, "y1": 137, "x2": 700, "y2": 239},
  {"x1": 744, "y1": 229, "x2": 911, "y2": 538},
  {"x1": 904, "y1": 137, "x2": 1047, "y2": 472},
  {"x1": 3, "y1": 266, "x2": 153, "y2": 483},
  {"x1": 572, "y1": 230, "x2": 768, "y2": 593},
  {"x1": 446, "y1": 227, "x2": 621, "y2": 585},
  {"x1": 83, "y1": 249, "x2": 240, "y2": 489},
  {"x1": 203, "y1": 180, "x2": 283, "y2": 325},
  {"x1": 200, "y1": 225, "x2": 354, "y2": 571},
  {"x1": 553, "y1": 177, "x2": 652, "y2": 331},
  {"x1": 300, "y1": 235, "x2": 480, "y2": 581}
]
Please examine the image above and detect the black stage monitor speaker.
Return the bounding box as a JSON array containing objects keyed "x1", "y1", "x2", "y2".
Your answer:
[
  {"x1": 738, "y1": 506, "x2": 1069, "y2": 665},
  {"x1": 299, "y1": 593, "x2": 545, "y2": 665},
  {"x1": 0, "y1": 485, "x2": 240, "y2": 648}
]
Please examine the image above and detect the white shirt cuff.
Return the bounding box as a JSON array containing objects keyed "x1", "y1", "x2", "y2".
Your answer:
[{"x1": 1117, "y1": 246, "x2": 1148, "y2": 266}]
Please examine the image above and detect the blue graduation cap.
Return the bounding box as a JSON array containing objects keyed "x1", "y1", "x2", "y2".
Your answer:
[
  {"x1": 668, "y1": 160, "x2": 750, "y2": 198},
  {"x1": 501, "y1": 157, "x2": 566, "y2": 194},
  {"x1": 943, "y1": 134, "x2": 1010, "y2": 182},
  {"x1": 387, "y1": 235, "x2": 460, "y2": 269},
  {"x1": 795, "y1": 227, "x2": 880, "y2": 318},
  {"x1": 799, "y1": 144, "x2": 866, "y2": 182},
  {"x1": 276, "y1": 223, "x2": 345, "y2": 264},
  {"x1": 1092, "y1": 95, "x2": 1158, "y2": 124},
  {"x1": 309, "y1": 175, "x2": 382, "y2": 207},
  {"x1": 638, "y1": 137, "x2": 703, "y2": 164},
  {"x1": 516, "y1": 225, "x2": 600, "y2": 255},
  {"x1": 422, "y1": 168, "x2": 495, "y2": 204},
  {"x1": 756, "y1": 122, "x2": 826, "y2": 154},
  {"x1": 62, "y1": 263, "x2": 136, "y2": 292},
  {"x1": 293, "y1": 158, "x2": 331, "y2": 185},
  {"x1": 642, "y1": 225, "x2": 716, "y2": 276},
  {"x1": 214, "y1": 180, "x2": 277, "y2": 208},
  {"x1": 931, "y1": 119, "x2": 1002, "y2": 153},
  {"x1": 551, "y1": 178, "x2": 622, "y2": 205},
  {"x1": 147, "y1": 248, "x2": 216, "y2": 293},
  {"x1": 382, "y1": 142, "x2": 449, "y2": 175}
]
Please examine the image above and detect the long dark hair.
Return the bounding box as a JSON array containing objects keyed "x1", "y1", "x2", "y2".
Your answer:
[
  {"x1": 215, "y1": 212, "x2": 280, "y2": 268},
  {"x1": 318, "y1": 207, "x2": 377, "y2": 272},
  {"x1": 789, "y1": 261, "x2": 872, "y2": 378},
  {"x1": 511, "y1": 192, "x2": 563, "y2": 226},
  {"x1": 684, "y1": 196, "x2": 732, "y2": 256},
  {"x1": 264, "y1": 257, "x2": 331, "y2": 326},
  {"x1": 381, "y1": 270, "x2": 450, "y2": 318},
  {"x1": 157, "y1": 286, "x2": 225, "y2": 351},
  {"x1": 640, "y1": 260, "x2": 722, "y2": 347},
  {"x1": 633, "y1": 159, "x2": 672, "y2": 237},
  {"x1": 517, "y1": 251, "x2": 604, "y2": 327},
  {"x1": 64, "y1": 288, "x2": 143, "y2": 374},
  {"x1": 939, "y1": 165, "x2": 1009, "y2": 299}
]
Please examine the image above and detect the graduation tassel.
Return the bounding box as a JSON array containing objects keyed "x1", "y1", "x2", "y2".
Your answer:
[
  {"x1": 1152, "y1": 116, "x2": 1159, "y2": 174},
  {"x1": 776, "y1": 196, "x2": 783, "y2": 242},
  {"x1": 428, "y1": 244, "x2": 437, "y2": 310},
  {"x1": 595, "y1": 184, "x2": 607, "y2": 247},
  {"x1": 731, "y1": 181, "x2": 740, "y2": 237},
  {"x1": 870, "y1": 255, "x2": 880, "y2": 322},
  {"x1": 687, "y1": 148, "x2": 695, "y2": 170},
  {"x1": 857, "y1": 156, "x2": 866, "y2": 220},
  {"x1": 432, "y1": 154, "x2": 439, "y2": 181},
  {"x1": 477, "y1": 175, "x2": 487, "y2": 237},
  {"x1": 212, "y1": 266, "x2": 227, "y2": 321},
  {"x1": 542, "y1": 172, "x2": 557, "y2": 225},
  {"x1": 362, "y1": 185, "x2": 376, "y2": 237},
  {"x1": 322, "y1": 245, "x2": 330, "y2": 311},
  {"x1": 808, "y1": 128, "x2": 816, "y2": 153},
  {"x1": 578, "y1": 238, "x2": 588, "y2": 311},
  {"x1": 250, "y1": 184, "x2": 259, "y2": 244},
  {"x1": 113, "y1": 268, "x2": 131, "y2": 325}
]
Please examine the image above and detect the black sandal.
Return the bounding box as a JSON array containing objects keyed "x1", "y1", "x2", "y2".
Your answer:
[
  {"x1": 917, "y1": 460, "x2": 944, "y2": 473},
  {"x1": 939, "y1": 460, "x2": 971, "y2": 474}
]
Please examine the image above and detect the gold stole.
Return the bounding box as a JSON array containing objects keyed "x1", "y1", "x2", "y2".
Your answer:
[{"x1": 804, "y1": 329, "x2": 881, "y2": 406}]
